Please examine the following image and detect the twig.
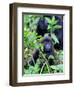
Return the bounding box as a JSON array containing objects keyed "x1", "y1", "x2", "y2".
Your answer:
[
  {"x1": 40, "y1": 51, "x2": 50, "y2": 73},
  {"x1": 31, "y1": 56, "x2": 35, "y2": 66},
  {"x1": 40, "y1": 62, "x2": 46, "y2": 74}
]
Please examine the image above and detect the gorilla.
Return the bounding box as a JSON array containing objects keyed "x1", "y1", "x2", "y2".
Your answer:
[
  {"x1": 42, "y1": 35, "x2": 54, "y2": 57},
  {"x1": 29, "y1": 35, "x2": 54, "y2": 66},
  {"x1": 53, "y1": 16, "x2": 63, "y2": 50}
]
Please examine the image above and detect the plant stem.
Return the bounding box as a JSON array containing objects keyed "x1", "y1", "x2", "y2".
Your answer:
[
  {"x1": 31, "y1": 56, "x2": 35, "y2": 66},
  {"x1": 40, "y1": 62, "x2": 46, "y2": 74},
  {"x1": 40, "y1": 51, "x2": 50, "y2": 73}
]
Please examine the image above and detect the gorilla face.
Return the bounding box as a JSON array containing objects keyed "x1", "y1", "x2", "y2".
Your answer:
[
  {"x1": 42, "y1": 35, "x2": 54, "y2": 55},
  {"x1": 38, "y1": 18, "x2": 48, "y2": 30},
  {"x1": 45, "y1": 43, "x2": 51, "y2": 51}
]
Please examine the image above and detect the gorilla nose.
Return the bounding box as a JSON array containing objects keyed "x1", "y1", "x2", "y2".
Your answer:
[{"x1": 46, "y1": 44, "x2": 51, "y2": 50}]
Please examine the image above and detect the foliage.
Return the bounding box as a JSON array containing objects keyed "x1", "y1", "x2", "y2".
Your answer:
[
  {"x1": 51, "y1": 33, "x2": 59, "y2": 44},
  {"x1": 24, "y1": 64, "x2": 40, "y2": 74},
  {"x1": 24, "y1": 29, "x2": 41, "y2": 49},
  {"x1": 54, "y1": 50, "x2": 63, "y2": 61},
  {"x1": 46, "y1": 16, "x2": 62, "y2": 44},
  {"x1": 46, "y1": 16, "x2": 62, "y2": 33},
  {"x1": 23, "y1": 15, "x2": 63, "y2": 75},
  {"x1": 24, "y1": 15, "x2": 42, "y2": 32},
  {"x1": 50, "y1": 64, "x2": 63, "y2": 73}
]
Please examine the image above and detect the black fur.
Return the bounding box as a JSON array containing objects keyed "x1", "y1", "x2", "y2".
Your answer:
[{"x1": 36, "y1": 17, "x2": 48, "y2": 36}]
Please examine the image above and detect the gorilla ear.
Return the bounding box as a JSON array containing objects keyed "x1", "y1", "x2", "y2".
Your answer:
[{"x1": 44, "y1": 33, "x2": 51, "y2": 40}]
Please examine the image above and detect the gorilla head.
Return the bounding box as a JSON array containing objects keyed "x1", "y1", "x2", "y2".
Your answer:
[
  {"x1": 42, "y1": 34, "x2": 54, "y2": 55},
  {"x1": 36, "y1": 17, "x2": 48, "y2": 36}
]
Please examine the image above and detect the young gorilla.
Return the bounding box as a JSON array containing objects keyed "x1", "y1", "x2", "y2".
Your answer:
[
  {"x1": 42, "y1": 35, "x2": 54, "y2": 58},
  {"x1": 29, "y1": 35, "x2": 54, "y2": 66}
]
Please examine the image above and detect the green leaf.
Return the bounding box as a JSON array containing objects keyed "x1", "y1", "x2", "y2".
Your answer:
[
  {"x1": 53, "y1": 25, "x2": 62, "y2": 30},
  {"x1": 51, "y1": 33, "x2": 59, "y2": 44},
  {"x1": 52, "y1": 16, "x2": 58, "y2": 25},
  {"x1": 54, "y1": 50, "x2": 63, "y2": 61},
  {"x1": 48, "y1": 55, "x2": 54, "y2": 60},
  {"x1": 48, "y1": 25, "x2": 52, "y2": 30},
  {"x1": 50, "y1": 64, "x2": 63, "y2": 73},
  {"x1": 52, "y1": 16, "x2": 55, "y2": 22},
  {"x1": 24, "y1": 63, "x2": 40, "y2": 74},
  {"x1": 46, "y1": 16, "x2": 62, "y2": 33},
  {"x1": 33, "y1": 64, "x2": 40, "y2": 73},
  {"x1": 46, "y1": 17, "x2": 52, "y2": 24}
]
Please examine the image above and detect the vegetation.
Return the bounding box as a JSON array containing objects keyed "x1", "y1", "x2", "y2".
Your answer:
[{"x1": 23, "y1": 15, "x2": 63, "y2": 75}]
